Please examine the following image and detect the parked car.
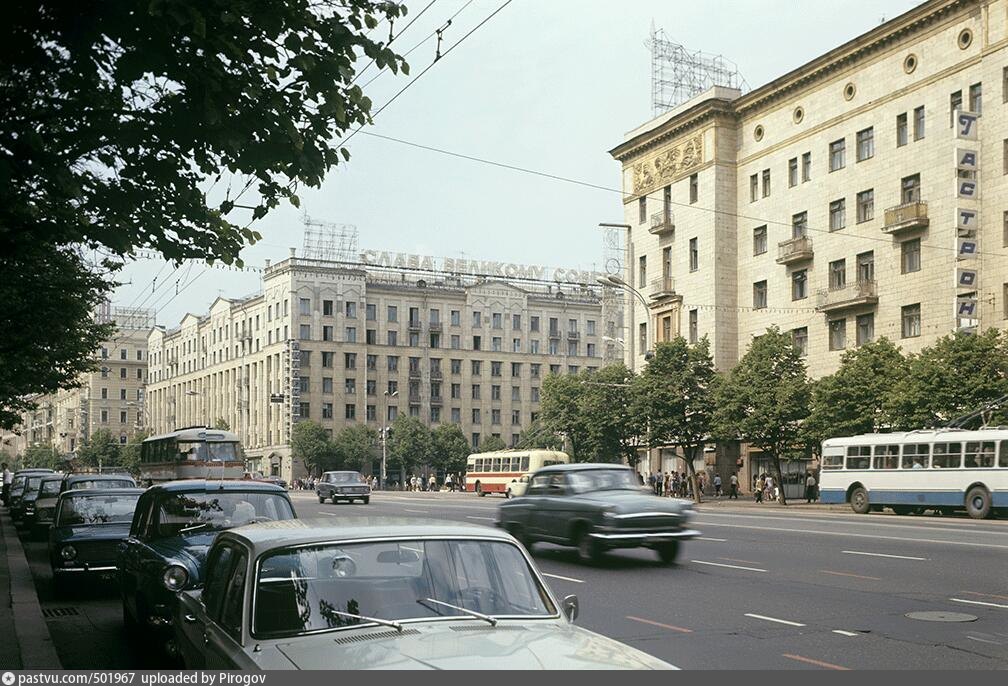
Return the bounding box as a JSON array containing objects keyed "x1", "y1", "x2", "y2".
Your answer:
[
  {"x1": 60, "y1": 472, "x2": 137, "y2": 493},
  {"x1": 506, "y1": 474, "x2": 531, "y2": 499},
  {"x1": 8, "y1": 469, "x2": 54, "y2": 520},
  {"x1": 29, "y1": 475, "x2": 66, "y2": 538},
  {"x1": 118, "y1": 480, "x2": 296, "y2": 647},
  {"x1": 257, "y1": 476, "x2": 288, "y2": 490},
  {"x1": 174, "y1": 518, "x2": 674, "y2": 669},
  {"x1": 14, "y1": 472, "x2": 54, "y2": 525},
  {"x1": 316, "y1": 471, "x2": 370, "y2": 504},
  {"x1": 49, "y1": 488, "x2": 144, "y2": 594},
  {"x1": 497, "y1": 463, "x2": 700, "y2": 564}
]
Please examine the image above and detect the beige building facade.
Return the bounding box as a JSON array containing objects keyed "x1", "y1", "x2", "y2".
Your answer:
[
  {"x1": 146, "y1": 255, "x2": 607, "y2": 484},
  {"x1": 611, "y1": 0, "x2": 1008, "y2": 384}
]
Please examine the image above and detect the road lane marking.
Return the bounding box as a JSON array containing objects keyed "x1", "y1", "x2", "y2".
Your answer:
[
  {"x1": 691, "y1": 560, "x2": 766, "y2": 573},
  {"x1": 967, "y1": 635, "x2": 1002, "y2": 645},
  {"x1": 820, "y1": 570, "x2": 882, "y2": 581},
  {"x1": 961, "y1": 591, "x2": 1008, "y2": 601},
  {"x1": 698, "y1": 511, "x2": 1008, "y2": 536},
  {"x1": 694, "y1": 521, "x2": 1008, "y2": 550},
  {"x1": 718, "y1": 557, "x2": 761, "y2": 565},
  {"x1": 317, "y1": 511, "x2": 338, "y2": 516},
  {"x1": 625, "y1": 615, "x2": 692, "y2": 633},
  {"x1": 950, "y1": 597, "x2": 1008, "y2": 610},
  {"x1": 541, "y1": 572, "x2": 584, "y2": 584},
  {"x1": 403, "y1": 508, "x2": 429, "y2": 514},
  {"x1": 782, "y1": 654, "x2": 849, "y2": 670},
  {"x1": 841, "y1": 550, "x2": 927, "y2": 561},
  {"x1": 832, "y1": 630, "x2": 859, "y2": 637},
  {"x1": 465, "y1": 516, "x2": 496, "y2": 521},
  {"x1": 745, "y1": 613, "x2": 805, "y2": 627},
  {"x1": 697, "y1": 537, "x2": 727, "y2": 542}
]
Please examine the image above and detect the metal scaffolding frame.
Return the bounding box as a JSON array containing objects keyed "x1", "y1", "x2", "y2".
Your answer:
[
  {"x1": 301, "y1": 214, "x2": 359, "y2": 263},
  {"x1": 600, "y1": 225, "x2": 628, "y2": 365}
]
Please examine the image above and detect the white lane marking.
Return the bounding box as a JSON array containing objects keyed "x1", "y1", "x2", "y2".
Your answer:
[
  {"x1": 832, "y1": 630, "x2": 859, "y2": 637},
  {"x1": 967, "y1": 635, "x2": 1002, "y2": 645},
  {"x1": 691, "y1": 559, "x2": 767, "y2": 573},
  {"x1": 465, "y1": 516, "x2": 496, "y2": 521},
  {"x1": 697, "y1": 536, "x2": 727, "y2": 542},
  {"x1": 842, "y1": 550, "x2": 928, "y2": 561},
  {"x1": 693, "y1": 520, "x2": 1008, "y2": 550},
  {"x1": 744, "y1": 613, "x2": 806, "y2": 627},
  {"x1": 403, "y1": 508, "x2": 429, "y2": 514},
  {"x1": 317, "y1": 511, "x2": 338, "y2": 516},
  {"x1": 697, "y1": 510, "x2": 1008, "y2": 536},
  {"x1": 541, "y1": 572, "x2": 585, "y2": 584},
  {"x1": 950, "y1": 597, "x2": 1008, "y2": 610}
]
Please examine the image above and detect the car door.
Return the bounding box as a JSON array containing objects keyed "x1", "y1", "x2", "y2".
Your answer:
[
  {"x1": 512, "y1": 473, "x2": 549, "y2": 538},
  {"x1": 177, "y1": 542, "x2": 235, "y2": 669},
  {"x1": 119, "y1": 494, "x2": 152, "y2": 617},
  {"x1": 204, "y1": 548, "x2": 250, "y2": 668},
  {"x1": 532, "y1": 473, "x2": 572, "y2": 542}
]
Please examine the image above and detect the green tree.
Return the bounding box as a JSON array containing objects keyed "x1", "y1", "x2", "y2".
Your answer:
[
  {"x1": 120, "y1": 428, "x2": 152, "y2": 476},
  {"x1": 431, "y1": 423, "x2": 469, "y2": 475},
  {"x1": 22, "y1": 444, "x2": 60, "y2": 471},
  {"x1": 0, "y1": 1, "x2": 409, "y2": 428},
  {"x1": 804, "y1": 338, "x2": 908, "y2": 450},
  {"x1": 516, "y1": 417, "x2": 564, "y2": 450},
  {"x1": 639, "y1": 337, "x2": 717, "y2": 502},
  {"x1": 580, "y1": 364, "x2": 648, "y2": 469},
  {"x1": 291, "y1": 420, "x2": 335, "y2": 477},
  {"x1": 478, "y1": 435, "x2": 508, "y2": 453},
  {"x1": 77, "y1": 428, "x2": 122, "y2": 471},
  {"x1": 212, "y1": 418, "x2": 231, "y2": 431},
  {"x1": 714, "y1": 327, "x2": 811, "y2": 505},
  {"x1": 333, "y1": 424, "x2": 378, "y2": 473},
  {"x1": 883, "y1": 329, "x2": 1008, "y2": 429},
  {"x1": 541, "y1": 372, "x2": 593, "y2": 461},
  {"x1": 387, "y1": 416, "x2": 432, "y2": 482}
]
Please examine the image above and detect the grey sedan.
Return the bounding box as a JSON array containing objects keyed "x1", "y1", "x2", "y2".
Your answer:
[{"x1": 173, "y1": 518, "x2": 675, "y2": 669}]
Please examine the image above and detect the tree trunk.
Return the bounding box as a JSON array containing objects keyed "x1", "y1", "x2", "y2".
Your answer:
[
  {"x1": 770, "y1": 452, "x2": 788, "y2": 506},
  {"x1": 686, "y1": 446, "x2": 702, "y2": 504}
]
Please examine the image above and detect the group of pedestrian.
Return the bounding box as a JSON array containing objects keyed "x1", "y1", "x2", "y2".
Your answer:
[
  {"x1": 401, "y1": 472, "x2": 463, "y2": 492},
  {"x1": 647, "y1": 470, "x2": 742, "y2": 499}
]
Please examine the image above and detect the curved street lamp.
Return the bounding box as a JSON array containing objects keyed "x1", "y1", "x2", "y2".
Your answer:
[{"x1": 596, "y1": 275, "x2": 654, "y2": 361}]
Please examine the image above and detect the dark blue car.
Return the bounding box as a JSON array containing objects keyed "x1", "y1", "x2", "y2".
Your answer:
[
  {"x1": 49, "y1": 488, "x2": 144, "y2": 595},
  {"x1": 117, "y1": 480, "x2": 296, "y2": 644}
]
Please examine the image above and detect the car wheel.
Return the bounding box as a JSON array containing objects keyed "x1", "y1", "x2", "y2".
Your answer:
[
  {"x1": 476, "y1": 482, "x2": 485, "y2": 497},
  {"x1": 317, "y1": 494, "x2": 325, "y2": 504},
  {"x1": 52, "y1": 573, "x2": 68, "y2": 598},
  {"x1": 363, "y1": 497, "x2": 370, "y2": 504},
  {"x1": 891, "y1": 505, "x2": 912, "y2": 516},
  {"x1": 122, "y1": 594, "x2": 137, "y2": 632},
  {"x1": 965, "y1": 486, "x2": 992, "y2": 519},
  {"x1": 574, "y1": 526, "x2": 602, "y2": 564},
  {"x1": 331, "y1": 495, "x2": 339, "y2": 504},
  {"x1": 506, "y1": 523, "x2": 532, "y2": 550},
  {"x1": 656, "y1": 541, "x2": 680, "y2": 565},
  {"x1": 850, "y1": 486, "x2": 870, "y2": 515},
  {"x1": 505, "y1": 489, "x2": 511, "y2": 499}
]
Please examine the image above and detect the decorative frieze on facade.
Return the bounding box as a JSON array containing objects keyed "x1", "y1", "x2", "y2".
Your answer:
[{"x1": 630, "y1": 134, "x2": 704, "y2": 197}]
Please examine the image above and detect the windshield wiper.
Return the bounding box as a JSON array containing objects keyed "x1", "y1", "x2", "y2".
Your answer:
[
  {"x1": 179, "y1": 522, "x2": 212, "y2": 534},
  {"x1": 327, "y1": 609, "x2": 403, "y2": 632},
  {"x1": 418, "y1": 597, "x2": 497, "y2": 626}
]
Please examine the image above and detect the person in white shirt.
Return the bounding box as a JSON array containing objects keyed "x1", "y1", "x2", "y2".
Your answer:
[{"x1": 2, "y1": 463, "x2": 12, "y2": 506}]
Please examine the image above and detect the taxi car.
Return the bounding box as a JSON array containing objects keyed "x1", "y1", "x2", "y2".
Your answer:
[
  {"x1": 118, "y1": 480, "x2": 296, "y2": 645},
  {"x1": 173, "y1": 518, "x2": 674, "y2": 669},
  {"x1": 316, "y1": 471, "x2": 370, "y2": 504},
  {"x1": 497, "y1": 464, "x2": 699, "y2": 564}
]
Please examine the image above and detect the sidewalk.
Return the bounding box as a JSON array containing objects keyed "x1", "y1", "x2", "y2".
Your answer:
[
  {"x1": 0, "y1": 512, "x2": 62, "y2": 669},
  {"x1": 694, "y1": 495, "x2": 849, "y2": 512}
]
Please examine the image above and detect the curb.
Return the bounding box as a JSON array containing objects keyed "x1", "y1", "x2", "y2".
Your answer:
[{"x1": 1, "y1": 515, "x2": 62, "y2": 668}]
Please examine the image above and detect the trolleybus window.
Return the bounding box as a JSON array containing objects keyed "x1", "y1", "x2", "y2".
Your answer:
[
  {"x1": 822, "y1": 454, "x2": 844, "y2": 470},
  {"x1": 520, "y1": 456, "x2": 530, "y2": 471},
  {"x1": 931, "y1": 442, "x2": 962, "y2": 469},
  {"x1": 845, "y1": 446, "x2": 871, "y2": 470},
  {"x1": 901, "y1": 444, "x2": 929, "y2": 469},
  {"x1": 872, "y1": 445, "x2": 900, "y2": 470},
  {"x1": 492, "y1": 457, "x2": 502, "y2": 472},
  {"x1": 1001, "y1": 441, "x2": 1008, "y2": 468},
  {"x1": 964, "y1": 441, "x2": 996, "y2": 468}
]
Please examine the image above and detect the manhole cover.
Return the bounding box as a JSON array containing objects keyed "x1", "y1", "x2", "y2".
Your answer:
[
  {"x1": 905, "y1": 611, "x2": 977, "y2": 622},
  {"x1": 42, "y1": 607, "x2": 79, "y2": 618}
]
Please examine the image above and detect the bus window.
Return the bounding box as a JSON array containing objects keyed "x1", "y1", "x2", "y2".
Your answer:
[
  {"x1": 931, "y1": 443, "x2": 962, "y2": 469},
  {"x1": 1001, "y1": 441, "x2": 1008, "y2": 468},
  {"x1": 872, "y1": 445, "x2": 899, "y2": 470},
  {"x1": 821, "y1": 454, "x2": 844, "y2": 470},
  {"x1": 520, "y1": 456, "x2": 529, "y2": 471},
  {"x1": 902, "y1": 444, "x2": 929, "y2": 469},
  {"x1": 845, "y1": 446, "x2": 871, "y2": 470},
  {"x1": 502, "y1": 457, "x2": 512, "y2": 472},
  {"x1": 964, "y1": 441, "x2": 995, "y2": 468},
  {"x1": 492, "y1": 457, "x2": 502, "y2": 472},
  {"x1": 466, "y1": 458, "x2": 476, "y2": 472}
]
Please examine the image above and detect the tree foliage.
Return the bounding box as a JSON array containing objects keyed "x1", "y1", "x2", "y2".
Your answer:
[
  {"x1": 478, "y1": 435, "x2": 507, "y2": 453},
  {"x1": 580, "y1": 364, "x2": 647, "y2": 468},
  {"x1": 290, "y1": 420, "x2": 335, "y2": 477},
  {"x1": 76, "y1": 428, "x2": 122, "y2": 471},
  {"x1": 714, "y1": 327, "x2": 810, "y2": 505},
  {"x1": 387, "y1": 415, "x2": 432, "y2": 478},
  {"x1": 516, "y1": 417, "x2": 564, "y2": 451},
  {"x1": 431, "y1": 423, "x2": 469, "y2": 475},
  {"x1": 120, "y1": 428, "x2": 152, "y2": 476},
  {"x1": 0, "y1": 1, "x2": 409, "y2": 428},
  {"x1": 212, "y1": 418, "x2": 231, "y2": 431},
  {"x1": 541, "y1": 372, "x2": 592, "y2": 461},
  {"x1": 333, "y1": 424, "x2": 377, "y2": 472},
  {"x1": 22, "y1": 444, "x2": 61, "y2": 471}
]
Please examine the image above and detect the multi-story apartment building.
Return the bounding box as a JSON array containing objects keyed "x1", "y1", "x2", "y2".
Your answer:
[
  {"x1": 146, "y1": 254, "x2": 606, "y2": 483},
  {"x1": 609, "y1": 0, "x2": 1008, "y2": 479}
]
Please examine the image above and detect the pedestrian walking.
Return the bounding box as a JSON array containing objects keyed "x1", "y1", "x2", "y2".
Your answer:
[
  {"x1": 755, "y1": 474, "x2": 765, "y2": 503},
  {"x1": 805, "y1": 472, "x2": 817, "y2": 503},
  {"x1": 764, "y1": 474, "x2": 775, "y2": 503},
  {"x1": 647, "y1": 472, "x2": 656, "y2": 495},
  {"x1": 729, "y1": 472, "x2": 739, "y2": 499},
  {"x1": 445, "y1": 473, "x2": 454, "y2": 492},
  {"x1": 713, "y1": 474, "x2": 722, "y2": 498},
  {"x1": 429, "y1": 474, "x2": 437, "y2": 492},
  {"x1": 1, "y1": 462, "x2": 11, "y2": 507}
]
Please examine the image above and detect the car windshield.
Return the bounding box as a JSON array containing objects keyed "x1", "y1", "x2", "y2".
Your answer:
[
  {"x1": 24, "y1": 475, "x2": 44, "y2": 495},
  {"x1": 567, "y1": 469, "x2": 639, "y2": 493},
  {"x1": 328, "y1": 473, "x2": 363, "y2": 483},
  {"x1": 178, "y1": 441, "x2": 239, "y2": 462},
  {"x1": 39, "y1": 480, "x2": 62, "y2": 497},
  {"x1": 253, "y1": 539, "x2": 555, "y2": 638},
  {"x1": 156, "y1": 491, "x2": 294, "y2": 537},
  {"x1": 57, "y1": 493, "x2": 140, "y2": 526},
  {"x1": 69, "y1": 478, "x2": 136, "y2": 490},
  {"x1": 12, "y1": 476, "x2": 25, "y2": 491}
]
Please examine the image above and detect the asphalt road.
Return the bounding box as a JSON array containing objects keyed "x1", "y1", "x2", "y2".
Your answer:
[{"x1": 13, "y1": 491, "x2": 1008, "y2": 669}]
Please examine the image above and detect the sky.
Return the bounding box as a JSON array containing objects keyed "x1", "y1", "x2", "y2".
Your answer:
[{"x1": 112, "y1": 0, "x2": 923, "y2": 327}]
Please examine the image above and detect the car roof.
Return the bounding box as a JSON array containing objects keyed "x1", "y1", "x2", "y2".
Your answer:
[
  {"x1": 39, "y1": 474, "x2": 64, "y2": 483},
  {"x1": 14, "y1": 469, "x2": 54, "y2": 475},
  {"x1": 220, "y1": 517, "x2": 511, "y2": 551},
  {"x1": 58, "y1": 487, "x2": 145, "y2": 498},
  {"x1": 534, "y1": 463, "x2": 631, "y2": 473},
  {"x1": 146, "y1": 479, "x2": 287, "y2": 494},
  {"x1": 322, "y1": 470, "x2": 362, "y2": 475},
  {"x1": 65, "y1": 473, "x2": 134, "y2": 482}
]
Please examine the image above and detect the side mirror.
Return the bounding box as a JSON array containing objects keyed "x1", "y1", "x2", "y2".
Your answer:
[{"x1": 562, "y1": 594, "x2": 579, "y2": 622}]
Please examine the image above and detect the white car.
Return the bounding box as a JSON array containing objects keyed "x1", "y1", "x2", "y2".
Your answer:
[{"x1": 506, "y1": 474, "x2": 531, "y2": 499}]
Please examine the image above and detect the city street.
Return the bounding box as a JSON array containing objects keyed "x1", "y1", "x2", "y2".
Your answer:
[{"x1": 16, "y1": 491, "x2": 1008, "y2": 670}]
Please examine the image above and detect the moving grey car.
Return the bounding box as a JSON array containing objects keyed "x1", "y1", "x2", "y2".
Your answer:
[
  {"x1": 173, "y1": 518, "x2": 675, "y2": 669},
  {"x1": 497, "y1": 464, "x2": 699, "y2": 564},
  {"x1": 315, "y1": 471, "x2": 370, "y2": 504}
]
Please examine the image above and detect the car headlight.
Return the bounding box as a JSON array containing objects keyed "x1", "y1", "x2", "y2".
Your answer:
[
  {"x1": 162, "y1": 565, "x2": 190, "y2": 592},
  {"x1": 60, "y1": 545, "x2": 77, "y2": 561},
  {"x1": 602, "y1": 509, "x2": 618, "y2": 519}
]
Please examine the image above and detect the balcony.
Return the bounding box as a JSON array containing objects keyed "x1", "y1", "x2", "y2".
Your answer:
[
  {"x1": 548, "y1": 329, "x2": 561, "y2": 339},
  {"x1": 883, "y1": 200, "x2": 928, "y2": 236},
  {"x1": 408, "y1": 393, "x2": 422, "y2": 403},
  {"x1": 776, "y1": 235, "x2": 814, "y2": 265},
  {"x1": 816, "y1": 280, "x2": 879, "y2": 313},
  {"x1": 408, "y1": 367, "x2": 422, "y2": 380},
  {"x1": 429, "y1": 322, "x2": 442, "y2": 333},
  {"x1": 567, "y1": 331, "x2": 580, "y2": 340},
  {"x1": 430, "y1": 395, "x2": 443, "y2": 406},
  {"x1": 430, "y1": 368, "x2": 443, "y2": 380},
  {"x1": 408, "y1": 320, "x2": 422, "y2": 332},
  {"x1": 649, "y1": 276, "x2": 681, "y2": 303},
  {"x1": 649, "y1": 210, "x2": 674, "y2": 236}
]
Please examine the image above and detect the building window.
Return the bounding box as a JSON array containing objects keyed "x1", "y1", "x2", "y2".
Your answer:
[
  {"x1": 472, "y1": 409, "x2": 481, "y2": 423},
  {"x1": 792, "y1": 211, "x2": 808, "y2": 238},
  {"x1": 753, "y1": 281, "x2": 767, "y2": 310},
  {"x1": 829, "y1": 198, "x2": 846, "y2": 231},
  {"x1": 792, "y1": 270, "x2": 807, "y2": 300},
  {"x1": 299, "y1": 324, "x2": 311, "y2": 340},
  {"x1": 387, "y1": 306, "x2": 397, "y2": 323},
  {"x1": 345, "y1": 301, "x2": 357, "y2": 318},
  {"x1": 366, "y1": 304, "x2": 376, "y2": 321},
  {"x1": 387, "y1": 331, "x2": 397, "y2": 346},
  {"x1": 801, "y1": 152, "x2": 811, "y2": 182},
  {"x1": 855, "y1": 127, "x2": 874, "y2": 162},
  {"x1": 322, "y1": 300, "x2": 334, "y2": 316},
  {"x1": 761, "y1": 168, "x2": 770, "y2": 197},
  {"x1": 321, "y1": 325, "x2": 333, "y2": 342},
  {"x1": 749, "y1": 174, "x2": 758, "y2": 202},
  {"x1": 450, "y1": 310, "x2": 461, "y2": 326},
  {"x1": 472, "y1": 384, "x2": 481, "y2": 400},
  {"x1": 491, "y1": 312, "x2": 502, "y2": 329},
  {"x1": 898, "y1": 175, "x2": 921, "y2": 207},
  {"x1": 638, "y1": 255, "x2": 647, "y2": 288},
  {"x1": 366, "y1": 405, "x2": 376, "y2": 421},
  {"x1": 856, "y1": 314, "x2": 875, "y2": 346},
  {"x1": 902, "y1": 304, "x2": 921, "y2": 338},
  {"x1": 345, "y1": 404, "x2": 356, "y2": 420},
  {"x1": 491, "y1": 384, "x2": 501, "y2": 401},
  {"x1": 689, "y1": 237, "x2": 698, "y2": 272},
  {"x1": 829, "y1": 139, "x2": 845, "y2": 171},
  {"x1": 638, "y1": 322, "x2": 647, "y2": 354},
  {"x1": 512, "y1": 313, "x2": 521, "y2": 330},
  {"x1": 896, "y1": 113, "x2": 908, "y2": 147},
  {"x1": 788, "y1": 157, "x2": 798, "y2": 187},
  {"x1": 792, "y1": 327, "x2": 808, "y2": 357},
  {"x1": 829, "y1": 259, "x2": 846, "y2": 290},
  {"x1": 345, "y1": 378, "x2": 356, "y2": 394},
  {"x1": 913, "y1": 105, "x2": 925, "y2": 140},
  {"x1": 856, "y1": 189, "x2": 874, "y2": 223},
  {"x1": 689, "y1": 173, "x2": 698, "y2": 204},
  {"x1": 753, "y1": 225, "x2": 767, "y2": 255},
  {"x1": 857, "y1": 251, "x2": 875, "y2": 283},
  {"x1": 343, "y1": 352, "x2": 356, "y2": 369},
  {"x1": 950, "y1": 89, "x2": 963, "y2": 126},
  {"x1": 969, "y1": 82, "x2": 982, "y2": 114},
  {"x1": 299, "y1": 298, "x2": 311, "y2": 315},
  {"x1": 688, "y1": 309, "x2": 698, "y2": 344},
  {"x1": 902, "y1": 238, "x2": 921, "y2": 274},
  {"x1": 322, "y1": 403, "x2": 333, "y2": 419},
  {"x1": 638, "y1": 196, "x2": 646, "y2": 224},
  {"x1": 473, "y1": 336, "x2": 481, "y2": 351},
  {"x1": 491, "y1": 409, "x2": 501, "y2": 425},
  {"x1": 1004, "y1": 211, "x2": 1008, "y2": 247},
  {"x1": 829, "y1": 319, "x2": 846, "y2": 351}
]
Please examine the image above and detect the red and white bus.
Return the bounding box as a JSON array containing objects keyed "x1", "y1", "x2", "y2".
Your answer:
[{"x1": 464, "y1": 449, "x2": 570, "y2": 497}]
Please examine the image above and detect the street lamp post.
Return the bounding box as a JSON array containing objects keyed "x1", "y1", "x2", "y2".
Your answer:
[
  {"x1": 596, "y1": 275, "x2": 654, "y2": 361},
  {"x1": 381, "y1": 390, "x2": 398, "y2": 490}
]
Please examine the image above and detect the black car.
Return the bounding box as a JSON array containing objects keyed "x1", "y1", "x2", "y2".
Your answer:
[
  {"x1": 118, "y1": 480, "x2": 296, "y2": 646},
  {"x1": 316, "y1": 471, "x2": 370, "y2": 504},
  {"x1": 8, "y1": 469, "x2": 54, "y2": 521},
  {"x1": 497, "y1": 463, "x2": 699, "y2": 564},
  {"x1": 60, "y1": 472, "x2": 137, "y2": 493},
  {"x1": 12, "y1": 471, "x2": 54, "y2": 524}
]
